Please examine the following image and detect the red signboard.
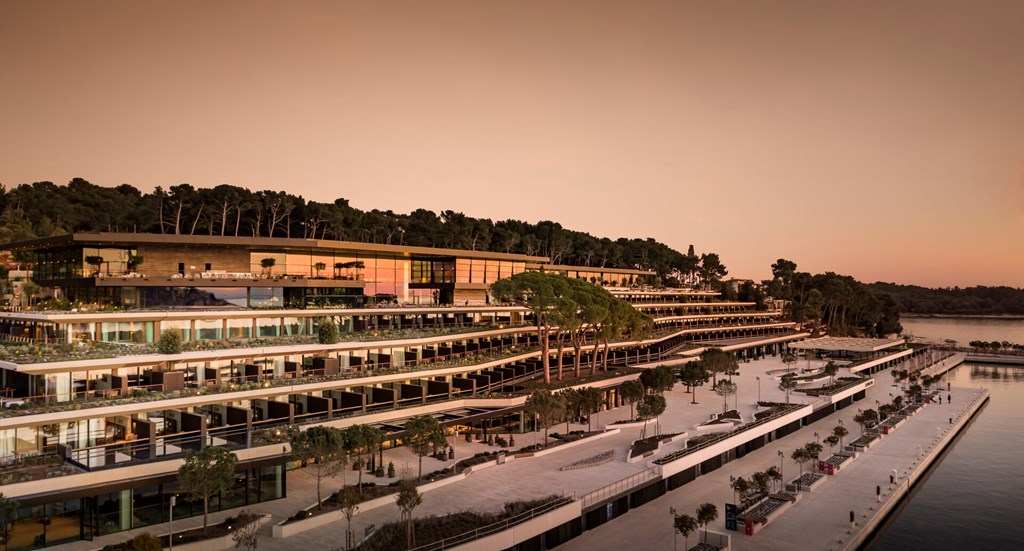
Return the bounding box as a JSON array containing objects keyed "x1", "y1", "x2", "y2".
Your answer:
[{"x1": 745, "y1": 518, "x2": 754, "y2": 535}]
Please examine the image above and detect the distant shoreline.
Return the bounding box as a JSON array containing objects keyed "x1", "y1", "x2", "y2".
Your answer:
[{"x1": 902, "y1": 313, "x2": 1024, "y2": 321}]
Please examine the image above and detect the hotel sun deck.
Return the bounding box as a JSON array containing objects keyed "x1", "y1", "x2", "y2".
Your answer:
[{"x1": 0, "y1": 233, "x2": 805, "y2": 549}]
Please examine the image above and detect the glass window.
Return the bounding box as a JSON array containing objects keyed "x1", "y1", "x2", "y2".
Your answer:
[
  {"x1": 196, "y1": 319, "x2": 223, "y2": 341},
  {"x1": 227, "y1": 319, "x2": 252, "y2": 339}
]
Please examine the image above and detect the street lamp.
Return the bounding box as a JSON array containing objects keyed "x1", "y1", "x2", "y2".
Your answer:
[
  {"x1": 756, "y1": 376, "x2": 761, "y2": 402},
  {"x1": 814, "y1": 432, "x2": 819, "y2": 445},
  {"x1": 169, "y1": 495, "x2": 176, "y2": 551},
  {"x1": 669, "y1": 506, "x2": 678, "y2": 551},
  {"x1": 778, "y1": 450, "x2": 785, "y2": 485}
]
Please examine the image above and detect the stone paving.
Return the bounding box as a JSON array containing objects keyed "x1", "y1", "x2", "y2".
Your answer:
[{"x1": 56, "y1": 351, "x2": 867, "y2": 550}]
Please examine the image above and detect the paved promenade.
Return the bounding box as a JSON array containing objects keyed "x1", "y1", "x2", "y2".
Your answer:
[
  {"x1": 56, "y1": 350, "x2": 965, "y2": 551},
  {"x1": 564, "y1": 371, "x2": 985, "y2": 551}
]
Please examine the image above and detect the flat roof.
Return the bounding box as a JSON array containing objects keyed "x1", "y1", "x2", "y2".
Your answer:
[
  {"x1": 1, "y1": 232, "x2": 549, "y2": 263},
  {"x1": 789, "y1": 336, "x2": 905, "y2": 353}
]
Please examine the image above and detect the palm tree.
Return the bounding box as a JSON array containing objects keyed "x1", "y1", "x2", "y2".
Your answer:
[{"x1": 696, "y1": 502, "x2": 718, "y2": 543}]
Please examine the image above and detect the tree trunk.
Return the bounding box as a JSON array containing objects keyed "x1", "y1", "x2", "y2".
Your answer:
[
  {"x1": 203, "y1": 497, "x2": 209, "y2": 531},
  {"x1": 539, "y1": 324, "x2": 551, "y2": 384},
  {"x1": 418, "y1": 455, "x2": 423, "y2": 480}
]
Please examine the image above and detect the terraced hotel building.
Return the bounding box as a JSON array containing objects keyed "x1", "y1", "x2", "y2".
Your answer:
[{"x1": 0, "y1": 233, "x2": 802, "y2": 549}]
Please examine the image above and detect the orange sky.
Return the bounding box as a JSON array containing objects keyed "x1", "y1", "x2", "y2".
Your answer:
[{"x1": 1, "y1": 0, "x2": 1022, "y2": 287}]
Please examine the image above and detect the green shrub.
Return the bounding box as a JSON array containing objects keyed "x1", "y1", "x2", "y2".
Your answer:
[
  {"x1": 157, "y1": 328, "x2": 183, "y2": 354},
  {"x1": 132, "y1": 532, "x2": 162, "y2": 551},
  {"x1": 317, "y1": 319, "x2": 340, "y2": 344}
]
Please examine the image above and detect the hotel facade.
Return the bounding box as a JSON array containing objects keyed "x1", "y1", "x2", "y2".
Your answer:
[{"x1": 0, "y1": 233, "x2": 803, "y2": 549}]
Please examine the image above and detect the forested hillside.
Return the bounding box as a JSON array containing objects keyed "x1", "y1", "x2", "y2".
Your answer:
[
  {"x1": 866, "y1": 282, "x2": 1024, "y2": 316},
  {"x1": 0, "y1": 178, "x2": 727, "y2": 286},
  {"x1": 764, "y1": 259, "x2": 902, "y2": 337}
]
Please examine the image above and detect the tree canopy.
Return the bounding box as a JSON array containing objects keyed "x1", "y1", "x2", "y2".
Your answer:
[
  {"x1": 763, "y1": 258, "x2": 902, "y2": 336},
  {"x1": 0, "y1": 178, "x2": 725, "y2": 286}
]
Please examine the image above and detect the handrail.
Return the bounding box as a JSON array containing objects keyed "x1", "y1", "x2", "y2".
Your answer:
[
  {"x1": 580, "y1": 467, "x2": 659, "y2": 508},
  {"x1": 406, "y1": 495, "x2": 575, "y2": 551},
  {"x1": 654, "y1": 403, "x2": 805, "y2": 466}
]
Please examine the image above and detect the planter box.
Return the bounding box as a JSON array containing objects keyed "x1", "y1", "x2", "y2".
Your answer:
[
  {"x1": 167, "y1": 514, "x2": 271, "y2": 551},
  {"x1": 626, "y1": 432, "x2": 687, "y2": 464},
  {"x1": 272, "y1": 474, "x2": 468, "y2": 538},
  {"x1": 514, "y1": 429, "x2": 619, "y2": 459},
  {"x1": 786, "y1": 473, "x2": 826, "y2": 492}
]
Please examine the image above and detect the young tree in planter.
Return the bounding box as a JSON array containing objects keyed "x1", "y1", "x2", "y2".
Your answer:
[
  {"x1": 636, "y1": 394, "x2": 667, "y2": 439},
  {"x1": 525, "y1": 389, "x2": 565, "y2": 447},
  {"x1": 395, "y1": 480, "x2": 422, "y2": 549},
  {"x1": 313, "y1": 262, "x2": 326, "y2": 278},
  {"x1": 291, "y1": 426, "x2": 347, "y2": 510},
  {"x1": 230, "y1": 511, "x2": 261, "y2": 551},
  {"x1": 804, "y1": 441, "x2": 824, "y2": 463},
  {"x1": 577, "y1": 387, "x2": 604, "y2": 432},
  {"x1": 178, "y1": 446, "x2": 237, "y2": 532},
  {"x1": 403, "y1": 415, "x2": 447, "y2": 481},
  {"x1": 696, "y1": 502, "x2": 718, "y2": 543},
  {"x1": 345, "y1": 424, "x2": 383, "y2": 496},
  {"x1": 561, "y1": 388, "x2": 582, "y2": 434},
  {"x1": 714, "y1": 380, "x2": 737, "y2": 414},
  {"x1": 157, "y1": 328, "x2": 183, "y2": 354},
  {"x1": 679, "y1": 361, "x2": 711, "y2": 404},
  {"x1": 853, "y1": 409, "x2": 879, "y2": 435},
  {"x1": 0, "y1": 493, "x2": 18, "y2": 551},
  {"x1": 85, "y1": 255, "x2": 104, "y2": 275},
  {"x1": 674, "y1": 513, "x2": 698, "y2": 551},
  {"x1": 782, "y1": 351, "x2": 798, "y2": 373},
  {"x1": 751, "y1": 471, "x2": 771, "y2": 499},
  {"x1": 619, "y1": 380, "x2": 645, "y2": 420},
  {"x1": 780, "y1": 373, "x2": 799, "y2": 405},
  {"x1": 824, "y1": 435, "x2": 840, "y2": 454},
  {"x1": 317, "y1": 318, "x2": 340, "y2": 344},
  {"x1": 260, "y1": 257, "x2": 276, "y2": 276},
  {"x1": 338, "y1": 487, "x2": 360, "y2": 551},
  {"x1": 765, "y1": 466, "x2": 782, "y2": 493},
  {"x1": 732, "y1": 476, "x2": 751, "y2": 507},
  {"x1": 791, "y1": 447, "x2": 810, "y2": 478},
  {"x1": 823, "y1": 361, "x2": 839, "y2": 388},
  {"x1": 832, "y1": 424, "x2": 849, "y2": 449}
]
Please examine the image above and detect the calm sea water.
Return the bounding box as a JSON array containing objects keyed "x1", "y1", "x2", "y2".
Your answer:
[{"x1": 865, "y1": 317, "x2": 1024, "y2": 550}]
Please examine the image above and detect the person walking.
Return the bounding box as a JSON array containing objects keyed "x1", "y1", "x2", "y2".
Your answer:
[{"x1": 947, "y1": 394, "x2": 951, "y2": 404}]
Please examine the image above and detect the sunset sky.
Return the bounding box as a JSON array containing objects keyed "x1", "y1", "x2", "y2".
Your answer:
[{"x1": 1, "y1": 1, "x2": 1021, "y2": 287}]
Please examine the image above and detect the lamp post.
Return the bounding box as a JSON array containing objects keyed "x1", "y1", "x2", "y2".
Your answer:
[
  {"x1": 169, "y1": 495, "x2": 176, "y2": 551},
  {"x1": 756, "y1": 376, "x2": 761, "y2": 402},
  {"x1": 669, "y1": 506, "x2": 678, "y2": 551},
  {"x1": 778, "y1": 450, "x2": 785, "y2": 486},
  {"x1": 814, "y1": 432, "x2": 819, "y2": 445}
]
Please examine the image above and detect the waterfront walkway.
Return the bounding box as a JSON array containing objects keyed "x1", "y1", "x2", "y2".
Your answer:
[{"x1": 563, "y1": 370, "x2": 986, "y2": 551}]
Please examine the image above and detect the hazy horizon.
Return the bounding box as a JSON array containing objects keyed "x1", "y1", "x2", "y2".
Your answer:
[{"x1": 2, "y1": 1, "x2": 1022, "y2": 287}]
